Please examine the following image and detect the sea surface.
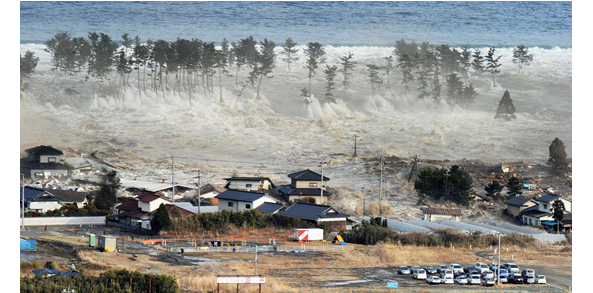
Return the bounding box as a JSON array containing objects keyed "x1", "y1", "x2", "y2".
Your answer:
[{"x1": 20, "y1": 1, "x2": 571, "y2": 48}]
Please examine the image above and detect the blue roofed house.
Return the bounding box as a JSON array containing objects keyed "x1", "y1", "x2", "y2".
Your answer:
[
  {"x1": 21, "y1": 186, "x2": 63, "y2": 213},
  {"x1": 255, "y1": 202, "x2": 285, "y2": 214},
  {"x1": 276, "y1": 202, "x2": 353, "y2": 231},
  {"x1": 215, "y1": 190, "x2": 279, "y2": 212},
  {"x1": 520, "y1": 194, "x2": 572, "y2": 229},
  {"x1": 278, "y1": 169, "x2": 331, "y2": 204}
]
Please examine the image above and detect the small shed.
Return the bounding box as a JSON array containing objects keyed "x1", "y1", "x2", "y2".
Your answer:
[
  {"x1": 97, "y1": 235, "x2": 117, "y2": 252},
  {"x1": 421, "y1": 207, "x2": 462, "y2": 222}
]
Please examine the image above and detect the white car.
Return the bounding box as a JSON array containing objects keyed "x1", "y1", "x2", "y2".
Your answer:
[
  {"x1": 413, "y1": 269, "x2": 427, "y2": 280},
  {"x1": 522, "y1": 268, "x2": 535, "y2": 278},
  {"x1": 454, "y1": 276, "x2": 468, "y2": 285},
  {"x1": 426, "y1": 275, "x2": 441, "y2": 284},
  {"x1": 440, "y1": 269, "x2": 454, "y2": 279},
  {"x1": 481, "y1": 277, "x2": 495, "y2": 286},
  {"x1": 449, "y1": 263, "x2": 463, "y2": 274},
  {"x1": 475, "y1": 262, "x2": 490, "y2": 273},
  {"x1": 536, "y1": 275, "x2": 546, "y2": 284},
  {"x1": 503, "y1": 262, "x2": 520, "y2": 275},
  {"x1": 443, "y1": 276, "x2": 454, "y2": 284},
  {"x1": 469, "y1": 275, "x2": 481, "y2": 285},
  {"x1": 482, "y1": 270, "x2": 494, "y2": 279},
  {"x1": 499, "y1": 274, "x2": 508, "y2": 283}
]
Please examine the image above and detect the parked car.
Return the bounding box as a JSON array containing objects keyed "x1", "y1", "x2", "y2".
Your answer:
[
  {"x1": 410, "y1": 265, "x2": 422, "y2": 272},
  {"x1": 481, "y1": 277, "x2": 495, "y2": 286},
  {"x1": 464, "y1": 265, "x2": 475, "y2": 273},
  {"x1": 524, "y1": 275, "x2": 536, "y2": 284},
  {"x1": 413, "y1": 269, "x2": 427, "y2": 280},
  {"x1": 443, "y1": 276, "x2": 454, "y2": 284},
  {"x1": 469, "y1": 270, "x2": 481, "y2": 278},
  {"x1": 398, "y1": 266, "x2": 411, "y2": 274},
  {"x1": 488, "y1": 263, "x2": 499, "y2": 271},
  {"x1": 521, "y1": 269, "x2": 535, "y2": 278},
  {"x1": 503, "y1": 263, "x2": 520, "y2": 276},
  {"x1": 482, "y1": 270, "x2": 494, "y2": 279},
  {"x1": 454, "y1": 271, "x2": 468, "y2": 278},
  {"x1": 536, "y1": 275, "x2": 546, "y2": 284},
  {"x1": 440, "y1": 269, "x2": 454, "y2": 280},
  {"x1": 475, "y1": 262, "x2": 490, "y2": 273},
  {"x1": 469, "y1": 275, "x2": 481, "y2": 285},
  {"x1": 449, "y1": 263, "x2": 463, "y2": 274},
  {"x1": 437, "y1": 264, "x2": 448, "y2": 274},
  {"x1": 497, "y1": 268, "x2": 510, "y2": 278},
  {"x1": 424, "y1": 265, "x2": 437, "y2": 274},
  {"x1": 426, "y1": 275, "x2": 441, "y2": 284},
  {"x1": 499, "y1": 274, "x2": 508, "y2": 283},
  {"x1": 507, "y1": 275, "x2": 524, "y2": 284},
  {"x1": 454, "y1": 276, "x2": 468, "y2": 285}
]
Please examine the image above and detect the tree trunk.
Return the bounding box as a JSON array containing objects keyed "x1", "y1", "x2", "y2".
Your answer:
[
  {"x1": 256, "y1": 73, "x2": 264, "y2": 100},
  {"x1": 218, "y1": 67, "x2": 223, "y2": 103}
]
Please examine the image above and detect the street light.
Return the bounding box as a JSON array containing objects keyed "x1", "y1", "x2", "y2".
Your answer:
[{"x1": 497, "y1": 232, "x2": 501, "y2": 287}]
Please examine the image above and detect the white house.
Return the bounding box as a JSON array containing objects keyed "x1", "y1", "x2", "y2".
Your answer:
[
  {"x1": 215, "y1": 190, "x2": 278, "y2": 212},
  {"x1": 223, "y1": 177, "x2": 276, "y2": 192}
]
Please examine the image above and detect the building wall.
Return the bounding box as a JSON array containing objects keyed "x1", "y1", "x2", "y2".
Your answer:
[
  {"x1": 140, "y1": 198, "x2": 168, "y2": 212},
  {"x1": 422, "y1": 214, "x2": 460, "y2": 222},
  {"x1": 218, "y1": 199, "x2": 239, "y2": 212},
  {"x1": 29, "y1": 201, "x2": 63, "y2": 213},
  {"x1": 30, "y1": 169, "x2": 69, "y2": 178},
  {"x1": 39, "y1": 154, "x2": 64, "y2": 164},
  {"x1": 507, "y1": 205, "x2": 522, "y2": 217},
  {"x1": 294, "y1": 180, "x2": 325, "y2": 189},
  {"x1": 227, "y1": 180, "x2": 272, "y2": 192},
  {"x1": 289, "y1": 194, "x2": 323, "y2": 204},
  {"x1": 22, "y1": 216, "x2": 105, "y2": 226}
]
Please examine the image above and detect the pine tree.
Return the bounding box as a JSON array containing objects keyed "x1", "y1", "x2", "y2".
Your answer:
[
  {"x1": 506, "y1": 176, "x2": 523, "y2": 198},
  {"x1": 471, "y1": 48, "x2": 484, "y2": 75},
  {"x1": 340, "y1": 52, "x2": 356, "y2": 89},
  {"x1": 495, "y1": 90, "x2": 516, "y2": 120},
  {"x1": 279, "y1": 37, "x2": 299, "y2": 70},
  {"x1": 303, "y1": 42, "x2": 326, "y2": 96},
  {"x1": 150, "y1": 203, "x2": 172, "y2": 232},
  {"x1": 512, "y1": 45, "x2": 534, "y2": 74},
  {"x1": 552, "y1": 199, "x2": 565, "y2": 227},
  {"x1": 251, "y1": 38, "x2": 276, "y2": 100},
  {"x1": 324, "y1": 64, "x2": 338, "y2": 103},
  {"x1": 548, "y1": 137, "x2": 569, "y2": 173},
  {"x1": 20, "y1": 50, "x2": 39, "y2": 90},
  {"x1": 459, "y1": 47, "x2": 472, "y2": 83},
  {"x1": 383, "y1": 55, "x2": 394, "y2": 94},
  {"x1": 485, "y1": 47, "x2": 502, "y2": 87},
  {"x1": 484, "y1": 180, "x2": 504, "y2": 198},
  {"x1": 367, "y1": 64, "x2": 382, "y2": 99}
]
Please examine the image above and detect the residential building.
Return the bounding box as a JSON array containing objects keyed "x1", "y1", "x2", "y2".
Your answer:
[
  {"x1": 215, "y1": 190, "x2": 278, "y2": 212},
  {"x1": 504, "y1": 197, "x2": 538, "y2": 217},
  {"x1": 420, "y1": 207, "x2": 462, "y2": 222},
  {"x1": 223, "y1": 177, "x2": 275, "y2": 192},
  {"x1": 21, "y1": 145, "x2": 71, "y2": 178},
  {"x1": 276, "y1": 202, "x2": 353, "y2": 231},
  {"x1": 115, "y1": 192, "x2": 193, "y2": 229},
  {"x1": 520, "y1": 194, "x2": 573, "y2": 230},
  {"x1": 255, "y1": 202, "x2": 285, "y2": 214},
  {"x1": 41, "y1": 188, "x2": 89, "y2": 208},
  {"x1": 278, "y1": 169, "x2": 331, "y2": 204}
]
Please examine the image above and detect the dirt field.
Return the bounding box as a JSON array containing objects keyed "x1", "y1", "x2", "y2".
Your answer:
[{"x1": 20, "y1": 226, "x2": 572, "y2": 292}]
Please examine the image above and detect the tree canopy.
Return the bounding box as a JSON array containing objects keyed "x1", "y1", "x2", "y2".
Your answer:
[
  {"x1": 151, "y1": 203, "x2": 172, "y2": 232},
  {"x1": 549, "y1": 137, "x2": 569, "y2": 173},
  {"x1": 414, "y1": 165, "x2": 474, "y2": 206},
  {"x1": 495, "y1": 90, "x2": 516, "y2": 120}
]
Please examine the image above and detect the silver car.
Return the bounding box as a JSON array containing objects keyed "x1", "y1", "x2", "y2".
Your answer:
[
  {"x1": 524, "y1": 275, "x2": 536, "y2": 284},
  {"x1": 482, "y1": 277, "x2": 495, "y2": 286},
  {"x1": 426, "y1": 275, "x2": 441, "y2": 284},
  {"x1": 454, "y1": 276, "x2": 468, "y2": 285},
  {"x1": 469, "y1": 275, "x2": 481, "y2": 285},
  {"x1": 398, "y1": 266, "x2": 411, "y2": 274}
]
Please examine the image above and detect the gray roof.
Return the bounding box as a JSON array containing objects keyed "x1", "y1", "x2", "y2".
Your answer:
[
  {"x1": 215, "y1": 190, "x2": 267, "y2": 202},
  {"x1": 64, "y1": 157, "x2": 93, "y2": 169},
  {"x1": 277, "y1": 202, "x2": 348, "y2": 221},
  {"x1": 170, "y1": 202, "x2": 218, "y2": 213},
  {"x1": 504, "y1": 196, "x2": 535, "y2": 206},
  {"x1": 406, "y1": 218, "x2": 468, "y2": 233},
  {"x1": 461, "y1": 219, "x2": 518, "y2": 235},
  {"x1": 42, "y1": 188, "x2": 88, "y2": 203},
  {"x1": 21, "y1": 186, "x2": 48, "y2": 203},
  {"x1": 287, "y1": 169, "x2": 329, "y2": 181},
  {"x1": 520, "y1": 205, "x2": 551, "y2": 218},
  {"x1": 480, "y1": 219, "x2": 546, "y2": 235},
  {"x1": 256, "y1": 202, "x2": 285, "y2": 214},
  {"x1": 382, "y1": 218, "x2": 431, "y2": 233},
  {"x1": 25, "y1": 145, "x2": 64, "y2": 156},
  {"x1": 535, "y1": 194, "x2": 560, "y2": 203}
]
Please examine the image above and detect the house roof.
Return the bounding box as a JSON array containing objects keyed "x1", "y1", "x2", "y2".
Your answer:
[
  {"x1": 25, "y1": 145, "x2": 64, "y2": 156},
  {"x1": 147, "y1": 204, "x2": 194, "y2": 217},
  {"x1": 504, "y1": 197, "x2": 535, "y2": 207},
  {"x1": 223, "y1": 177, "x2": 273, "y2": 182},
  {"x1": 137, "y1": 192, "x2": 170, "y2": 203},
  {"x1": 199, "y1": 183, "x2": 226, "y2": 194},
  {"x1": 256, "y1": 202, "x2": 285, "y2": 214},
  {"x1": 169, "y1": 202, "x2": 218, "y2": 214},
  {"x1": 21, "y1": 186, "x2": 48, "y2": 203},
  {"x1": 277, "y1": 202, "x2": 348, "y2": 221},
  {"x1": 119, "y1": 178, "x2": 197, "y2": 193},
  {"x1": 520, "y1": 205, "x2": 551, "y2": 218},
  {"x1": 420, "y1": 207, "x2": 462, "y2": 216},
  {"x1": 215, "y1": 190, "x2": 268, "y2": 202},
  {"x1": 64, "y1": 157, "x2": 93, "y2": 169},
  {"x1": 42, "y1": 188, "x2": 88, "y2": 203},
  {"x1": 536, "y1": 194, "x2": 560, "y2": 203},
  {"x1": 287, "y1": 169, "x2": 329, "y2": 181},
  {"x1": 118, "y1": 208, "x2": 150, "y2": 219},
  {"x1": 117, "y1": 199, "x2": 140, "y2": 212}
]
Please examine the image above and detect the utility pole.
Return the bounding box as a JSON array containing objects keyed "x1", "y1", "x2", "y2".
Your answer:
[
  {"x1": 408, "y1": 154, "x2": 419, "y2": 183},
  {"x1": 254, "y1": 245, "x2": 258, "y2": 275},
  {"x1": 353, "y1": 135, "x2": 358, "y2": 157},
  {"x1": 379, "y1": 156, "x2": 384, "y2": 216},
  {"x1": 319, "y1": 161, "x2": 326, "y2": 205},
  {"x1": 362, "y1": 187, "x2": 366, "y2": 216},
  {"x1": 497, "y1": 232, "x2": 501, "y2": 287},
  {"x1": 171, "y1": 156, "x2": 175, "y2": 198},
  {"x1": 21, "y1": 174, "x2": 25, "y2": 229},
  {"x1": 197, "y1": 170, "x2": 201, "y2": 214}
]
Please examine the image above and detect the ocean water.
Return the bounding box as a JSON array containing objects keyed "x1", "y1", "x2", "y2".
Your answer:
[{"x1": 20, "y1": 1, "x2": 571, "y2": 48}]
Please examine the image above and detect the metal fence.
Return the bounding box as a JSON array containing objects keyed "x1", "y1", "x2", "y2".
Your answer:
[{"x1": 167, "y1": 244, "x2": 355, "y2": 254}]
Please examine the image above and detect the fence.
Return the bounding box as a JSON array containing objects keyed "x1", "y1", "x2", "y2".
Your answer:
[
  {"x1": 167, "y1": 244, "x2": 355, "y2": 253},
  {"x1": 22, "y1": 216, "x2": 105, "y2": 226}
]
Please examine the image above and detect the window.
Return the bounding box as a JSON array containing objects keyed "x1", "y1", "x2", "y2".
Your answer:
[
  {"x1": 309, "y1": 183, "x2": 318, "y2": 187},
  {"x1": 245, "y1": 204, "x2": 251, "y2": 209},
  {"x1": 48, "y1": 157, "x2": 56, "y2": 163},
  {"x1": 543, "y1": 204, "x2": 548, "y2": 210},
  {"x1": 246, "y1": 184, "x2": 252, "y2": 188},
  {"x1": 34, "y1": 172, "x2": 44, "y2": 177},
  {"x1": 228, "y1": 202, "x2": 234, "y2": 207}
]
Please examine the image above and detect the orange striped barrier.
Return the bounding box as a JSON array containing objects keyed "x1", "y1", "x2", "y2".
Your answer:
[{"x1": 142, "y1": 237, "x2": 286, "y2": 246}]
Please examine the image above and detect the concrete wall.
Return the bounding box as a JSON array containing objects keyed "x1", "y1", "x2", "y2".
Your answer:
[
  {"x1": 22, "y1": 216, "x2": 106, "y2": 226},
  {"x1": 29, "y1": 201, "x2": 63, "y2": 213}
]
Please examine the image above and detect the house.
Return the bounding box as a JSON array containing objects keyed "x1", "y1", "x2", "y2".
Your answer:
[
  {"x1": 520, "y1": 204, "x2": 554, "y2": 227},
  {"x1": 21, "y1": 186, "x2": 62, "y2": 213},
  {"x1": 21, "y1": 145, "x2": 71, "y2": 178},
  {"x1": 41, "y1": 188, "x2": 89, "y2": 208},
  {"x1": 64, "y1": 156, "x2": 93, "y2": 174},
  {"x1": 194, "y1": 183, "x2": 227, "y2": 206},
  {"x1": 276, "y1": 202, "x2": 353, "y2": 231},
  {"x1": 215, "y1": 190, "x2": 278, "y2": 212},
  {"x1": 223, "y1": 177, "x2": 275, "y2": 192},
  {"x1": 278, "y1": 169, "x2": 331, "y2": 204},
  {"x1": 116, "y1": 192, "x2": 194, "y2": 229},
  {"x1": 535, "y1": 194, "x2": 572, "y2": 213},
  {"x1": 504, "y1": 197, "x2": 538, "y2": 217},
  {"x1": 420, "y1": 207, "x2": 462, "y2": 222},
  {"x1": 519, "y1": 194, "x2": 573, "y2": 230},
  {"x1": 119, "y1": 178, "x2": 198, "y2": 196}
]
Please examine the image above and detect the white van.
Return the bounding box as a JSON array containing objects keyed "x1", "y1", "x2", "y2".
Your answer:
[
  {"x1": 440, "y1": 269, "x2": 454, "y2": 279},
  {"x1": 414, "y1": 269, "x2": 427, "y2": 280}
]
